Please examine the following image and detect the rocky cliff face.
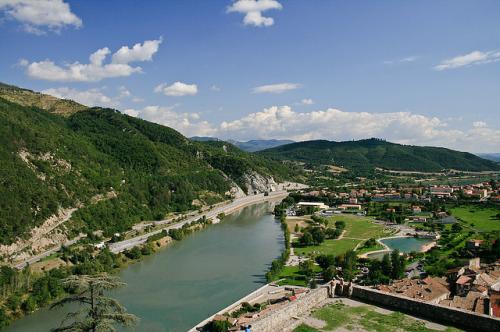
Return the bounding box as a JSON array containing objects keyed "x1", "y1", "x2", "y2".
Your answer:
[
  {"x1": 242, "y1": 172, "x2": 278, "y2": 195},
  {"x1": 225, "y1": 171, "x2": 278, "y2": 198}
]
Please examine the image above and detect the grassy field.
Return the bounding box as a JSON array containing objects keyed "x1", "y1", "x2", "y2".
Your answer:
[
  {"x1": 294, "y1": 301, "x2": 462, "y2": 332},
  {"x1": 275, "y1": 265, "x2": 321, "y2": 286},
  {"x1": 291, "y1": 214, "x2": 390, "y2": 257},
  {"x1": 294, "y1": 238, "x2": 361, "y2": 257},
  {"x1": 326, "y1": 215, "x2": 388, "y2": 239},
  {"x1": 355, "y1": 242, "x2": 385, "y2": 255},
  {"x1": 450, "y1": 205, "x2": 500, "y2": 232},
  {"x1": 286, "y1": 216, "x2": 311, "y2": 233}
]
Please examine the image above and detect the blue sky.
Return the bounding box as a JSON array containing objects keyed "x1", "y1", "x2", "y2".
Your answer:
[{"x1": 1, "y1": 0, "x2": 499, "y2": 152}]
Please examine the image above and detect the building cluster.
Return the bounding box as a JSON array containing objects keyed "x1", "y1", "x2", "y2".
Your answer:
[
  {"x1": 429, "y1": 182, "x2": 498, "y2": 200},
  {"x1": 377, "y1": 258, "x2": 500, "y2": 317},
  {"x1": 298, "y1": 180, "x2": 499, "y2": 203}
]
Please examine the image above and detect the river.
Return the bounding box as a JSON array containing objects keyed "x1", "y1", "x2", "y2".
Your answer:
[{"x1": 5, "y1": 202, "x2": 284, "y2": 332}]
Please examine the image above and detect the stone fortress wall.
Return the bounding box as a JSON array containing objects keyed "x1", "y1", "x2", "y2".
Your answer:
[
  {"x1": 250, "y1": 286, "x2": 330, "y2": 332},
  {"x1": 249, "y1": 281, "x2": 500, "y2": 332},
  {"x1": 340, "y1": 282, "x2": 500, "y2": 332}
]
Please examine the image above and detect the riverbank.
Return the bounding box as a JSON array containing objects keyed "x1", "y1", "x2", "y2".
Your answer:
[
  {"x1": 109, "y1": 190, "x2": 288, "y2": 253},
  {"x1": 1, "y1": 193, "x2": 289, "y2": 330},
  {"x1": 5, "y1": 202, "x2": 286, "y2": 332}
]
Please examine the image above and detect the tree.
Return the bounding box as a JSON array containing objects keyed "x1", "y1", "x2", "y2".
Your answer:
[
  {"x1": 316, "y1": 254, "x2": 335, "y2": 270},
  {"x1": 322, "y1": 266, "x2": 336, "y2": 282},
  {"x1": 310, "y1": 227, "x2": 325, "y2": 244},
  {"x1": 451, "y1": 223, "x2": 463, "y2": 233},
  {"x1": 335, "y1": 221, "x2": 346, "y2": 229},
  {"x1": 381, "y1": 254, "x2": 392, "y2": 276},
  {"x1": 294, "y1": 224, "x2": 300, "y2": 233},
  {"x1": 299, "y1": 231, "x2": 314, "y2": 246},
  {"x1": 390, "y1": 250, "x2": 405, "y2": 279},
  {"x1": 51, "y1": 274, "x2": 138, "y2": 332},
  {"x1": 325, "y1": 227, "x2": 338, "y2": 239},
  {"x1": 299, "y1": 260, "x2": 315, "y2": 278}
]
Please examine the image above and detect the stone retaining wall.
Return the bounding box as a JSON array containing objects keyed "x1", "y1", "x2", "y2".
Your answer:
[
  {"x1": 250, "y1": 286, "x2": 330, "y2": 332},
  {"x1": 348, "y1": 285, "x2": 500, "y2": 332}
]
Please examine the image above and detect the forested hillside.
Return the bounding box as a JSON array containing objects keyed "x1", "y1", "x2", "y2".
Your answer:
[
  {"x1": 258, "y1": 138, "x2": 500, "y2": 172},
  {"x1": 0, "y1": 85, "x2": 293, "y2": 245}
]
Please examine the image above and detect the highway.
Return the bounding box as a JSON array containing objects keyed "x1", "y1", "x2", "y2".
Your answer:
[
  {"x1": 108, "y1": 191, "x2": 288, "y2": 253},
  {"x1": 14, "y1": 234, "x2": 86, "y2": 269}
]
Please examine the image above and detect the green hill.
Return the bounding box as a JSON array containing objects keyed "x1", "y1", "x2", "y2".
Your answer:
[
  {"x1": 258, "y1": 138, "x2": 500, "y2": 173},
  {"x1": 0, "y1": 84, "x2": 293, "y2": 245}
]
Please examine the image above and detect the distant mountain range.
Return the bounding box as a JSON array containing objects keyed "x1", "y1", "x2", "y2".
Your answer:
[
  {"x1": 257, "y1": 138, "x2": 500, "y2": 172},
  {"x1": 190, "y1": 137, "x2": 295, "y2": 152},
  {"x1": 476, "y1": 153, "x2": 500, "y2": 163}
]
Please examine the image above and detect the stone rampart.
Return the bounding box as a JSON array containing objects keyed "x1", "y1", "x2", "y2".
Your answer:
[
  {"x1": 250, "y1": 286, "x2": 329, "y2": 332},
  {"x1": 348, "y1": 285, "x2": 500, "y2": 332}
]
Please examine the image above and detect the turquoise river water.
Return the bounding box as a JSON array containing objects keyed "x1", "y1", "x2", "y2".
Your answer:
[{"x1": 5, "y1": 202, "x2": 284, "y2": 332}]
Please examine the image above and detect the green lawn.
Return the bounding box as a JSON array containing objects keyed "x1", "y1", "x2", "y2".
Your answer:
[
  {"x1": 275, "y1": 265, "x2": 321, "y2": 287},
  {"x1": 294, "y1": 301, "x2": 462, "y2": 332},
  {"x1": 294, "y1": 238, "x2": 361, "y2": 257},
  {"x1": 356, "y1": 242, "x2": 385, "y2": 255},
  {"x1": 327, "y1": 215, "x2": 388, "y2": 239},
  {"x1": 293, "y1": 215, "x2": 391, "y2": 257},
  {"x1": 451, "y1": 206, "x2": 500, "y2": 232}
]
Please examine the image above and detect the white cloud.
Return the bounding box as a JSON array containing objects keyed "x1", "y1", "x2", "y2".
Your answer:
[
  {"x1": 300, "y1": 98, "x2": 314, "y2": 105},
  {"x1": 123, "y1": 108, "x2": 140, "y2": 117},
  {"x1": 215, "y1": 106, "x2": 500, "y2": 153},
  {"x1": 121, "y1": 105, "x2": 216, "y2": 137},
  {"x1": 112, "y1": 38, "x2": 162, "y2": 64},
  {"x1": 473, "y1": 121, "x2": 487, "y2": 128},
  {"x1": 0, "y1": 0, "x2": 82, "y2": 34},
  {"x1": 384, "y1": 56, "x2": 419, "y2": 65},
  {"x1": 434, "y1": 50, "x2": 500, "y2": 71},
  {"x1": 118, "y1": 86, "x2": 131, "y2": 98},
  {"x1": 252, "y1": 82, "x2": 301, "y2": 94},
  {"x1": 211, "y1": 85, "x2": 221, "y2": 92},
  {"x1": 227, "y1": 0, "x2": 282, "y2": 27},
  {"x1": 117, "y1": 103, "x2": 500, "y2": 152},
  {"x1": 21, "y1": 38, "x2": 162, "y2": 82},
  {"x1": 42, "y1": 87, "x2": 119, "y2": 108},
  {"x1": 155, "y1": 81, "x2": 198, "y2": 97}
]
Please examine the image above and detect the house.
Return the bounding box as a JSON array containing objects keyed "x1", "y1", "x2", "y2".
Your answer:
[
  {"x1": 434, "y1": 211, "x2": 448, "y2": 219},
  {"x1": 408, "y1": 216, "x2": 427, "y2": 223},
  {"x1": 349, "y1": 197, "x2": 358, "y2": 204},
  {"x1": 338, "y1": 204, "x2": 362, "y2": 211},
  {"x1": 473, "y1": 189, "x2": 488, "y2": 198},
  {"x1": 489, "y1": 281, "x2": 500, "y2": 317},
  {"x1": 456, "y1": 275, "x2": 473, "y2": 296},
  {"x1": 297, "y1": 202, "x2": 329, "y2": 210},
  {"x1": 440, "y1": 291, "x2": 488, "y2": 315},
  {"x1": 412, "y1": 206, "x2": 422, "y2": 213},
  {"x1": 429, "y1": 186, "x2": 453, "y2": 196},
  {"x1": 377, "y1": 277, "x2": 450, "y2": 304}
]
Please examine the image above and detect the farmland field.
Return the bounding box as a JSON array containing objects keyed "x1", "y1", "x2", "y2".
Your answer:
[{"x1": 450, "y1": 205, "x2": 500, "y2": 232}]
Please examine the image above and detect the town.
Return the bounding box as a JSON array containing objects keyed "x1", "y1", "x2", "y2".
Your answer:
[{"x1": 197, "y1": 179, "x2": 500, "y2": 331}]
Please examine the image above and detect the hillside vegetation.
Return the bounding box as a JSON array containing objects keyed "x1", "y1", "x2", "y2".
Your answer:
[
  {"x1": 0, "y1": 84, "x2": 293, "y2": 245},
  {"x1": 258, "y1": 139, "x2": 500, "y2": 172},
  {"x1": 0, "y1": 82, "x2": 86, "y2": 116}
]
